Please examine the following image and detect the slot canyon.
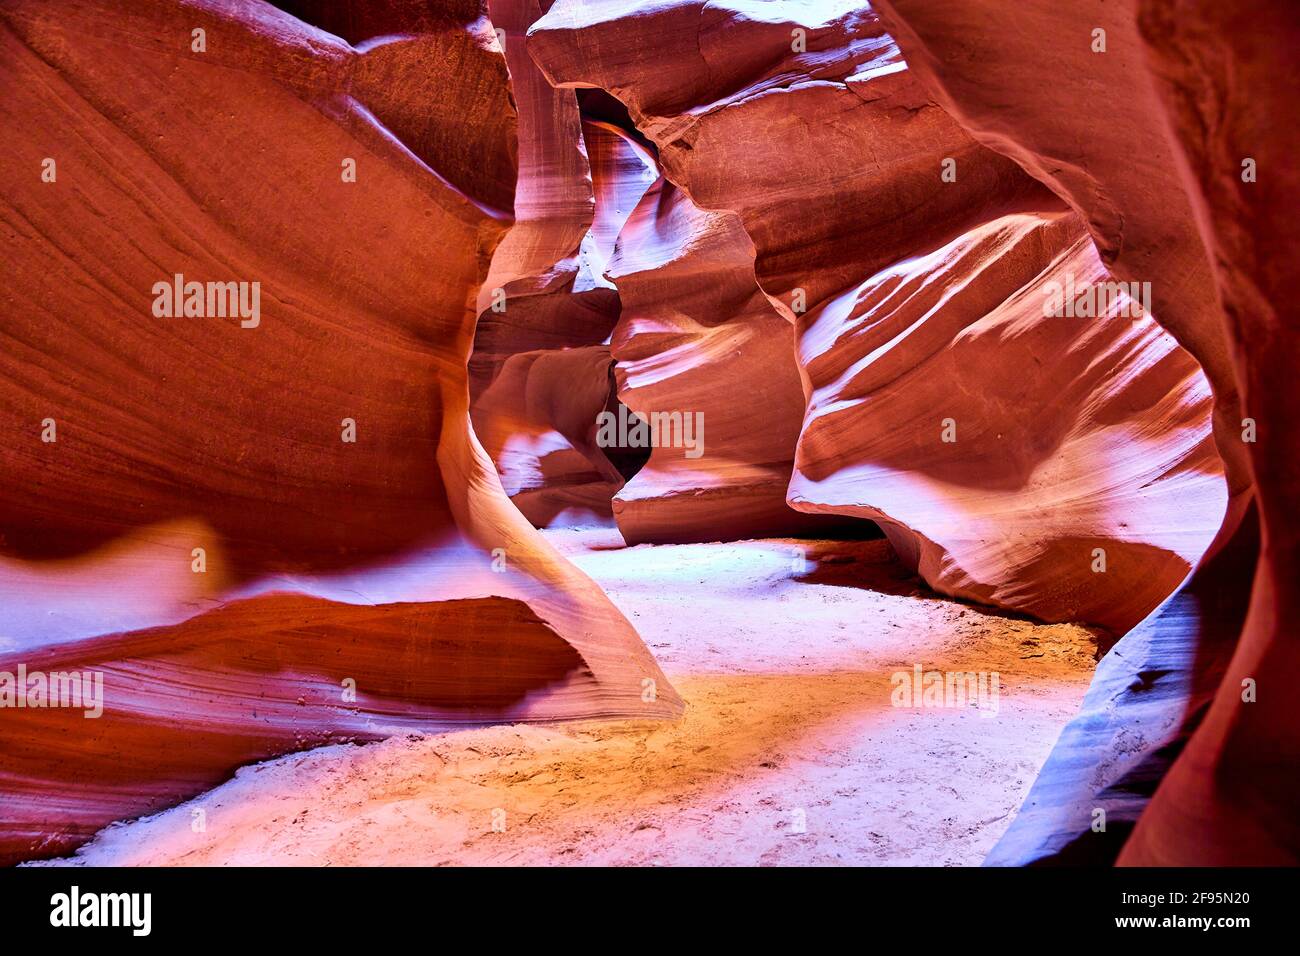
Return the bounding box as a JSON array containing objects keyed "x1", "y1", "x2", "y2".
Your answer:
[{"x1": 0, "y1": 0, "x2": 1296, "y2": 878}]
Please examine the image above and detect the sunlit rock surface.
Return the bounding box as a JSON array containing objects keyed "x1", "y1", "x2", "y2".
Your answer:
[
  {"x1": 873, "y1": 0, "x2": 1297, "y2": 864},
  {"x1": 529, "y1": 0, "x2": 1225, "y2": 630},
  {"x1": 1, "y1": 0, "x2": 1289, "y2": 869},
  {"x1": 792, "y1": 211, "x2": 1225, "y2": 633},
  {"x1": 607, "y1": 176, "x2": 851, "y2": 543},
  {"x1": 0, "y1": 0, "x2": 680, "y2": 866}
]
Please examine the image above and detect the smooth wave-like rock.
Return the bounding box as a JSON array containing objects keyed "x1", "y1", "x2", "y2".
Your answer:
[
  {"x1": 873, "y1": 0, "x2": 1297, "y2": 864},
  {"x1": 792, "y1": 211, "x2": 1226, "y2": 632},
  {"x1": 1, "y1": 591, "x2": 587, "y2": 863},
  {"x1": 3, "y1": 0, "x2": 1289, "y2": 871},
  {"x1": 529, "y1": 0, "x2": 1224, "y2": 629},
  {"x1": 529, "y1": 0, "x2": 1049, "y2": 317},
  {"x1": 1119, "y1": 0, "x2": 1299, "y2": 865},
  {"x1": 467, "y1": 0, "x2": 657, "y2": 523},
  {"x1": 606, "y1": 176, "x2": 853, "y2": 543},
  {"x1": 468, "y1": 117, "x2": 658, "y2": 527},
  {"x1": 471, "y1": 345, "x2": 626, "y2": 526},
  {"x1": 986, "y1": 503, "x2": 1258, "y2": 865},
  {"x1": 479, "y1": 0, "x2": 845, "y2": 538},
  {"x1": 0, "y1": 0, "x2": 680, "y2": 865},
  {"x1": 871, "y1": 0, "x2": 1251, "y2": 514}
]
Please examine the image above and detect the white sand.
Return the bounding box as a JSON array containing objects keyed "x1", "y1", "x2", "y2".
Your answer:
[{"x1": 39, "y1": 530, "x2": 1100, "y2": 866}]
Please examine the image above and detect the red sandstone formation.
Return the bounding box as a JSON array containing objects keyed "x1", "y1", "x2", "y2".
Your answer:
[
  {"x1": 468, "y1": 113, "x2": 658, "y2": 527},
  {"x1": 466, "y1": 1, "x2": 650, "y2": 524},
  {"x1": 871, "y1": 0, "x2": 1298, "y2": 864},
  {"x1": 529, "y1": 0, "x2": 1225, "y2": 630},
  {"x1": 986, "y1": 503, "x2": 1259, "y2": 865},
  {"x1": 474, "y1": 0, "x2": 833, "y2": 539},
  {"x1": 0, "y1": 0, "x2": 679, "y2": 866},
  {"x1": 1120, "y1": 0, "x2": 1298, "y2": 866},
  {"x1": 873, "y1": 0, "x2": 1254, "y2": 516},
  {"x1": 529, "y1": 0, "x2": 1298, "y2": 864},
  {"x1": 471, "y1": 344, "x2": 626, "y2": 525},
  {"x1": 607, "y1": 176, "x2": 848, "y2": 543},
  {"x1": 792, "y1": 211, "x2": 1226, "y2": 632},
  {"x1": 529, "y1": 0, "x2": 1046, "y2": 315},
  {"x1": 1, "y1": 0, "x2": 1291, "y2": 870}
]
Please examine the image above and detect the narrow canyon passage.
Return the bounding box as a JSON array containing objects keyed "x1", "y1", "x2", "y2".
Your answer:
[
  {"x1": 38, "y1": 530, "x2": 1098, "y2": 867},
  {"x1": 2, "y1": 0, "x2": 1293, "y2": 889}
]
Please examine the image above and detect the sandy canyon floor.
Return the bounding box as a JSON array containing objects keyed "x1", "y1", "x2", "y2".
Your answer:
[{"x1": 38, "y1": 528, "x2": 1102, "y2": 866}]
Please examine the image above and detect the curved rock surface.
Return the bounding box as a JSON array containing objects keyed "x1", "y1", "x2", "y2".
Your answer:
[
  {"x1": 607, "y1": 176, "x2": 853, "y2": 543},
  {"x1": 529, "y1": 0, "x2": 1225, "y2": 630},
  {"x1": 2, "y1": 0, "x2": 1289, "y2": 870},
  {"x1": 986, "y1": 503, "x2": 1258, "y2": 865},
  {"x1": 1119, "y1": 0, "x2": 1299, "y2": 865},
  {"x1": 472, "y1": 345, "x2": 626, "y2": 525},
  {"x1": 467, "y1": 1, "x2": 655, "y2": 524},
  {"x1": 469, "y1": 116, "x2": 658, "y2": 528},
  {"x1": 531, "y1": 1, "x2": 1049, "y2": 316},
  {"x1": 873, "y1": 0, "x2": 1253, "y2": 510},
  {"x1": 873, "y1": 0, "x2": 1297, "y2": 863},
  {"x1": 792, "y1": 211, "x2": 1226, "y2": 632},
  {"x1": 526, "y1": 0, "x2": 1282, "y2": 865},
  {"x1": 0, "y1": 0, "x2": 679, "y2": 865},
  {"x1": 477, "y1": 1, "x2": 843, "y2": 539}
]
